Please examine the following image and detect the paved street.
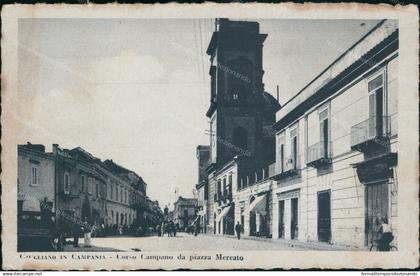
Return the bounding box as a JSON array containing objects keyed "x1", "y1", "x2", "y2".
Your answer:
[{"x1": 65, "y1": 232, "x2": 353, "y2": 252}]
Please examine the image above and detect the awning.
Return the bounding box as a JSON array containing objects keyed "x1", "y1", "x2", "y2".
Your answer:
[
  {"x1": 215, "y1": 205, "x2": 232, "y2": 223},
  {"x1": 248, "y1": 194, "x2": 267, "y2": 215}
]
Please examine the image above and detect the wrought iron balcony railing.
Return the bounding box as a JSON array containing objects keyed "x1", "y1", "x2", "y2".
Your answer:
[
  {"x1": 268, "y1": 162, "x2": 277, "y2": 178},
  {"x1": 350, "y1": 116, "x2": 391, "y2": 151},
  {"x1": 390, "y1": 113, "x2": 398, "y2": 137},
  {"x1": 307, "y1": 142, "x2": 332, "y2": 167},
  {"x1": 269, "y1": 155, "x2": 301, "y2": 180}
]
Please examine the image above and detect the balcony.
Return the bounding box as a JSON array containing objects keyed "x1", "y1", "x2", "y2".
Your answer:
[
  {"x1": 307, "y1": 142, "x2": 332, "y2": 168},
  {"x1": 269, "y1": 156, "x2": 300, "y2": 180},
  {"x1": 220, "y1": 191, "x2": 232, "y2": 204},
  {"x1": 351, "y1": 116, "x2": 391, "y2": 152}
]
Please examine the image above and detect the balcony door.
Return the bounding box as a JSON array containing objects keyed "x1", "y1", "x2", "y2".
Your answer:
[
  {"x1": 319, "y1": 107, "x2": 329, "y2": 159},
  {"x1": 368, "y1": 74, "x2": 384, "y2": 138}
]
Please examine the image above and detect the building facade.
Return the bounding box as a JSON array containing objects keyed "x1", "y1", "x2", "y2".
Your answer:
[
  {"x1": 17, "y1": 143, "x2": 162, "y2": 235},
  {"x1": 18, "y1": 143, "x2": 56, "y2": 215},
  {"x1": 269, "y1": 19, "x2": 398, "y2": 248},
  {"x1": 173, "y1": 196, "x2": 198, "y2": 230},
  {"x1": 195, "y1": 145, "x2": 210, "y2": 233},
  {"x1": 197, "y1": 18, "x2": 399, "y2": 249}
]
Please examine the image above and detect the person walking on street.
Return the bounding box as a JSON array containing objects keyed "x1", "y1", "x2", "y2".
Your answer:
[
  {"x1": 73, "y1": 222, "x2": 80, "y2": 248},
  {"x1": 83, "y1": 218, "x2": 92, "y2": 248},
  {"x1": 235, "y1": 221, "x2": 242, "y2": 240}
]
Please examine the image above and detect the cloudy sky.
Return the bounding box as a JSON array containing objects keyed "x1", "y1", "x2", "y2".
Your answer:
[{"x1": 17, "y1": 18, "x2": 380, "y2": 209}]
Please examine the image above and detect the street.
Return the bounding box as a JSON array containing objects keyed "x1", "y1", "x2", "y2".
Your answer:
[{"x1": 65, "y1": 233, "x2": 346, "y2": 252}]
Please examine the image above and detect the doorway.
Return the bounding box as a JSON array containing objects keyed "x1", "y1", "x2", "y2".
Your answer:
[
  {"x1": 291, "y1": 198, "x2": 298, "y2": 240},
  {"x1": 365, "y1": 181, "x2": 388, "y2": 247},
  {"x1": 317, "y1": 190, "x2": 331, "y2": 242},
  {"x1": 278, "y1": 200, "x2": 285, "y2": 239}
]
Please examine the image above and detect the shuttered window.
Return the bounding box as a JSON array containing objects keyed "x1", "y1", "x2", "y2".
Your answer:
[
  {"x1": 319, "y1": 106, "x2": 330, "y2": 158},
  {"x1": 290, "y1": 125, "x2": 298, "y2": 169},
  {"x1": 278, "y1": 133, "x2": 285, "y2": 172},
  {"x1": 64, "y1": 172, "x2": 70, "y2": 194},
  {"x1": 31, "y1": 166, "x2": 38, "y2": 186}
]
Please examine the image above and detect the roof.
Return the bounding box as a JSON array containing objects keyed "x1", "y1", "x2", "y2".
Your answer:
[
  {"x1": 274, "y1": 19, "x2": 398, "y2": 130},
  {"x1": 261, "y1": 91, "x2": 281, "y2": 112}
]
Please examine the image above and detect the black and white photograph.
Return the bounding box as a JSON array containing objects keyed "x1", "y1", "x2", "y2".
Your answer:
[{"x1": 1, "y1": 4, "x2": 418, "y2": 271}]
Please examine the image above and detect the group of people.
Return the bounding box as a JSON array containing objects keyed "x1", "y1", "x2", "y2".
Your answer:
[
  {"x1": 72, "y1": 218, "x2": 93, "y2": 248},
  {"x1": 157, "y1": 221, "x2": 177, "y2": 237}
]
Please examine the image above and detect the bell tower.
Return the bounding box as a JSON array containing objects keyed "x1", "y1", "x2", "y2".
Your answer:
[{"x1": 206, "y1": 18, "x2": 280, "y2": 169}]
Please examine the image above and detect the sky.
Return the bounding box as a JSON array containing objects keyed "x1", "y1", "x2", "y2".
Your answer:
[{"x1": 16, "y1": 18, "x2": 380, "y2": 209}]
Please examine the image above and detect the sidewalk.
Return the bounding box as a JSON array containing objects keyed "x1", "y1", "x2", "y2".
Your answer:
[{"x1": 203, "y1": 232, "x2": 360, "y2": 251}]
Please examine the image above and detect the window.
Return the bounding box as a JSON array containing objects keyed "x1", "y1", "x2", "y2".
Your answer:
[
  {"x1": 30, "y1": 166, "x2": 38, "y2": 186},
  {"x1": 223, "y1": 178, "x2": 227, "y2": 196},
  {"x1": 96, "y1": 182, "x2": 99, "y2": 198},
  {"x1": 81, "y1": 175, "x2": 85, "y2": 193},
  {"x1": 87, "y1": 177, "x2": 92, "y2": 194},
  {"x1": 289, "y1": 126, "x2": 298, "y2": 170},
  {"x1": 111, "y1": 185, "x2": 114, "y2": 200},
  {"x1": 64, "y1": 172, "x2": 70, "y2": 194},
  {"x1": 368, "y1": 73, "x2": 385, "y2": 137},
  {"x1": 103, "y1": 183, "x2": 107, "y2": 198},
  {"x1": 278, "y1": 132, "x2": 285, "y2": 172},
  {"x1": 116, "y1": 186, "x2": 119, "y2": 200},
  {"x1": 319, "y1": 106, "x2": 330, "y2": 158},
  {"x1": 228, "y1": 174, "x2": 232, "y2": 194},
  {"x1": 217, "y1": 180, "x2": 222, "y2": 198}
]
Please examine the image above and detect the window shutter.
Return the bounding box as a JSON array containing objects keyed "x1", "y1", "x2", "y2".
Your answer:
[
  {"x1": 369, "y1": 93, "x2": 376, "y2": 138},
  {"x1": 320, "y1": 120, "x2": 325, "y2": 142}
]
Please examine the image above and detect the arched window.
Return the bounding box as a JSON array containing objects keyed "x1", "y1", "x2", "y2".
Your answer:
[{"x1": 232, "y1": 127, "x2": 248, "y2": 154}]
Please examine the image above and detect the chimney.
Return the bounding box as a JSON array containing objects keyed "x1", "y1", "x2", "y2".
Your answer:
[
  {"x1": 52, "y1": 144, "x2": 59, "y2": 155},
  {"x1": 276, "y1": 85, "x2": 279, "y2": 102}
]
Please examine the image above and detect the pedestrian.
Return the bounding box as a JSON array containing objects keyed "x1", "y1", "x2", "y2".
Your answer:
[
  {"x1": 377, "y1": 217, "x2": 394, "y2": 251},
  {"x1": 157, "y1": 224, "x2": 162, "y2": 237},
  {"x1": 194, "y1": 218, "x2": 200, "y2": 236},
  {"x1": 73, "y1": 222, "x2": 80, "y2": 248},
  {"x1": 83, "y1": 218, "x2": 92, "y2": 248},
  {"x1": 235, "y1": 221, "x2": 242, "y2": 240},
  {"x1": 101, "y1": 223, "x2": 105, "y2": 237}
]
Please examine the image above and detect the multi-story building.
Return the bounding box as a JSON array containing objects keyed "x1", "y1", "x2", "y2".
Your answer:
[
  {"x1": 203, "y1": 18, "x2": 280, "y2": 235},
  {"x1": 195, "y1": 145, "x2": 210, "y2": 233},
  {"x1": 17, "y1": 143, "x2": 162, "y2": 235},
  {"x1": 269, "y1": 19, "x2": 398, "y2": 248},
  {"x1": 18, "y1": 143, "x2": 56, "y2": 215},
  {"x1": 173, "y1": 196, "x2": 198, "y2": 230},
  {"x1": 53, "y1": 145, "x2": 108, "y2": 228},
  {"x1": 197, "y1": 18, "x2": 399, "y2": 249}
]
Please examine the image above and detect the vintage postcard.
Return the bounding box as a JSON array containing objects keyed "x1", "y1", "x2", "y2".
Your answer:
[{"x1": 1, "y1": 3, "x2": 419, "y2": 270}]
